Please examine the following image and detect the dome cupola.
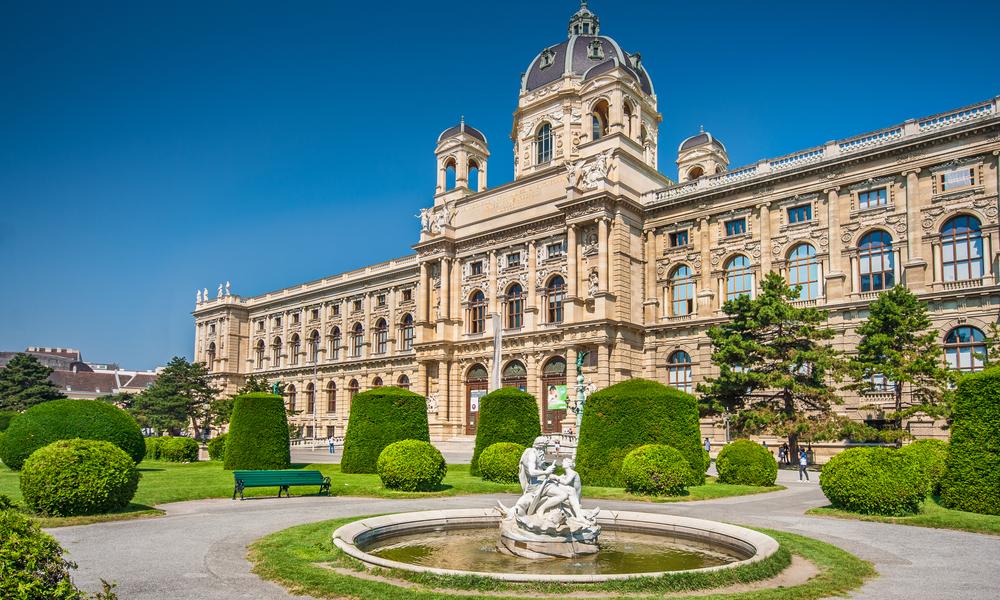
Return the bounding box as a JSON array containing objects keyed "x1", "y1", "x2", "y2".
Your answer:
[
  {"x1": 676, "y1": 127, "x2": 729, "y2": 182},
  {"x1": 568, "y1": 0, "x2": 600, "y2": 36}
]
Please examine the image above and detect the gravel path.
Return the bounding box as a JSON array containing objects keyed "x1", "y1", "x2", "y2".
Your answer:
[{"x1": 50, "y1": 469, "x2": 1000, "y2": 599}]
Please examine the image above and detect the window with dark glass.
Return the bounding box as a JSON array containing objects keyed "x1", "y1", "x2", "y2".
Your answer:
[
  {"x1": 376, "y1": 294, "x2": 386, "y2": 307},
  {"x1": 326, "y1": 382, "x2": 336, "y2": 413},
  {"x1": 348, "y1": 379, "x2": 359, "y2": 400},
  {"x1": 536, "y1": 123, "x2": 552, "y2": 164},
  {"x1": 305, "y1": 384, "x2": 315, "y2": 413},
  {"x1": 787, "y1": 204, "x2": 812, "y2": 224},
  {"x1": 272, "y1": 337, "x2": 282, "y2": 367},
  {"x1": 945, "y1": 326, "x2": 986, "y2": 373},
  {"x1": 546, "y1": 276, "x2": 566, "y2": 323},
  {"x1": 468, "y1": 291, "x2": 487, "y2": 334},
  {"x1": 725, "y1": 218, "x2": 747, "y2": 237},
  {"x1": 400, "y1": 314, "x2": 414, "y2": 350},
  {"x1": 373, "y1": 319, "x2": 388, "y2": 354},
  {"x1": 332, "y1": 304, "x2": 340, "y2": 316},
  {"x1": 397, "y1": 374, "x2": 410, "y2": 389},
  {"x1": 350, "y1": 323, "x2": 363, "y2": 357},
  {"x1": 667, "y1": 351, "x2": 693, "y2": 393},
  {"x1": 858, "y1": 187, "x2": 887, "y2": 209},
  {"x1": 330, "y1": 327, "x2": 341, "y2": 360},
  {"x1": 352, "y1": 299, "x2": 362, "y2": 312},
  {"x1": 255, "y1": 340, "x2": 265, "y2": 369},
  {"x1": 308, "y1": 331, "x2": 320, "y2": 363},
  {"x1": 470, "y1": 261, "x2": 483, "y2": 276},
  {"x1": 669, "y1": 230, "x2": 689, "y2": 247},
  {"x1": 859, "y1": 231, "x2": 894, "y2": 292},
  {"x1": 402, "y1": 289, "x2": 412, "y2": 302},
  {"x1": 546, "y1": 242, "x2": 564, "y2": 258},
  {"x1": 286, "y1": 385, "x2": 296, "y2": 412},
  {"x1": 311, "y1": 308, "x2": 319, "y2": 321},
  {"x1": 506, "y1": 252, "x2": 521, "y2": 268},
  {"x1": 289, "y1": 334, "x2": 300, "y2": 365},
  {"x1": 505, "y1": 283, "x2": 524, "y2": 329}
]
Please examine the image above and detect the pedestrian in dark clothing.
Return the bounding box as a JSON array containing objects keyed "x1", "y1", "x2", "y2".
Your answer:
[{"x1": 798, "y1": 449, "x2": 809, "y2": 481}]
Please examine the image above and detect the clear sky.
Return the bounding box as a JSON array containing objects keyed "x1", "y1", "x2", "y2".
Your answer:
[{"x1": 2, "y1": 0, "x2": 998, "y2": 369}]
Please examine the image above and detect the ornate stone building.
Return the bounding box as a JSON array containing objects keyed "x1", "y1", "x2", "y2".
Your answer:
[{"x1": 193, "y1": 3, "x2": 1000, "y2": 441}]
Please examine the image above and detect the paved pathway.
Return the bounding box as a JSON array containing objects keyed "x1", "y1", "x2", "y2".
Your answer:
[{"x1": 50, "y1": 469, "x2": 1000, "y2": 599}]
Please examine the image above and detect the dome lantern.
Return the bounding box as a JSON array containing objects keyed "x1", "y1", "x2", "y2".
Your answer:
[{"x1": 568, "y1": 1, "x2": 600, "y2": 37}]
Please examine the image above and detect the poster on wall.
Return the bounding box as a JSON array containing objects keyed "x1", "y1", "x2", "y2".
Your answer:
[
  {"x1": 546, "y1": 384, "x2": 568, "y2": 410},
  {"x1": 469, "y1": 389, "x2": 486, "y2": 413}
]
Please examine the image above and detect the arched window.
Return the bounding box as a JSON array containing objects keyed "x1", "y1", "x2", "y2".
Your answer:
[
  {"x1": 535, "y1": 123, "x2": 552, "y2": 164},
  {"x1": 591, "y1": 100, "x2": 609, "y2": 141},
  {"x1": 788, "y1": 244, "x2": 820, "y2": 300},
  {"x1": 400, "y1": 314, "x2": 414, "y2": 351},
  {"x1": 545, "y1": 276, "x2": 566, "y2": 323},
  {"x1": 308, "y1": 330, "x2": 320, "y2": 363},
  {"x1": 724, "y1": 255, "x2": 753, "y2": 301},
  {"x1": 206, "y1": 342, "x2": 216, "y2": 371},
  {"x1": 687, "y1": 165, "x2": 704, "y2": 180},
  {"x1": 330, "y1": 327, "x2": 342, "y2": 360},
  {"x1": 942, "y1": 215, "x2": 984, "y2": 282},
  {"x1": 255, "y1": 340, "x2": 265, "y2": 369},
  {"x1": 505, "y1": 283, "x2": 524, "y2": 329},
  {"x1": 289, "y1": 334, "x2": 300, "y2": 366},
  {"x1": 468, "y1": 290, "x2": 487, "y2": 334},
  {"x1": 623, "y1": 100, "x2": 634, "y2": 138},
  {"x1": 444, "y1": 157, "x2": 456, "y2": 190},
  {"x1": 286, "y1": 384, "x2": 297, "y2": 412},
  {"x1": 468, "y1": 159, "x2": 480, "y2": 191},
  {"x1": 667, "y1": 351, "x2": 693, "y2": 393},
  {"x1": 326, "y1": 381, "x2": 337, "y2": 413},
  {"x1": 859, "y1": 231, "x2": 894, "y2": 292},
  {"x1": 305, "y1": 383, "x2": 315, "y2": 413},
  {"x1": 502, "y1": 360, "x2": 527, "y2": 390},
  {"x1": 272, "y1": 337, "x2": 282, "y2": 367},
  {"x1": 350, "y1": 323, "x2": 364, "y2": 358},
  {"x1": 397, "y1": 374, "x2": 410, "y2": 389},
  {"x1": 945, "y1": 326, "x2": 986, "y2": 373},
  {"x1": 372, "y1": 376, "x2": 383, "y2": 388},
  {"x1": 669, "y1": 265, "x2": 695, "y2": 316},
  {"x1": 348, "y1": 379, "x2": 359, "y2": 401},
  {"x1": 373, "y1": 318, "x2": 388, "y2": 354}
]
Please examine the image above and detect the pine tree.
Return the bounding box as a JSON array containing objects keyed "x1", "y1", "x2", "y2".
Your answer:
[
  {"x1": 698, "y1": 272, "x2": 847, "y2": 457},
  {"x1": 210, "y1": 374, "x2": 272, "y2": 426},
  {"x1": 0, "y1": 353, "x2": 65, "y2": 411},
  {"x1": 850, "y1": 286, "x2": 953, "y2": 438},
  {"x1": 132, "y1": 357, "x2": 216, "y2": 436}
]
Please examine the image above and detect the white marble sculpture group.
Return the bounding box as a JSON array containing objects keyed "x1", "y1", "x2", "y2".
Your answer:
[{"x1": 496, "y1": 436, "x2": 601, "y2": 559}]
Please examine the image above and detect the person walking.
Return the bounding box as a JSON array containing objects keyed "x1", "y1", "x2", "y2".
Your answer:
[
  {"x1": 778, "y1": 444, "x2": 787, "y2": 466},
  {"x1": 327, "y1": 435, "x2": 335, "y2": 455},
  {"x1": 703, "y1": 437, "x2": 711, "y2": 454},
  {"x1": 798, "y1": 449, "x2": 809, "y2": 481}
]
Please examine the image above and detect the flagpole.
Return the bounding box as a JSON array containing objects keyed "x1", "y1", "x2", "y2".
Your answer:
[{"x1": 490, "y1": 313, "x2": 502, "y2": 391}]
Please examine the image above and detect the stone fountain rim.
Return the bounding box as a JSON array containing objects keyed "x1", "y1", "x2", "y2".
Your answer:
[{"x1": 331, "y1": 508, "x2": 781, "y2": 583}]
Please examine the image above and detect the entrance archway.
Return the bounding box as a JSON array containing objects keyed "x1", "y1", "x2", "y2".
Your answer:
[
  {"x1": 465, "y1": 364, "x2": 488, "y2": 435},
  {"x1": 540, "y1": 356, "x2": 567, "y2": 433}
]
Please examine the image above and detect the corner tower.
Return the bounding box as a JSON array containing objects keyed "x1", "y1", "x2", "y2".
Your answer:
[
  {"x1": 512, "y1": 1, "x2": 661, "y2": 180},
  {"x1": 434, "y1": 118, "x2": 490, "y2": 204}
]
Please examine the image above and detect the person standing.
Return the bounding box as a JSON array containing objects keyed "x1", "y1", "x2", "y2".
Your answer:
[
  {"x1": 703, "y1": 437, "x2": 711, "y2": 453},
  {"x1": 798, "y1": 449, "x2": 809, "y2": 481},
  {"x1": 327, "y1": 435, "x2": 335, "y2": 455},
  {"x1": 553, "y1": 437, "x2": 561, "y2": 457},
  {"x1": 778, "y1": 444, "x2": 787, "y2": 466}
]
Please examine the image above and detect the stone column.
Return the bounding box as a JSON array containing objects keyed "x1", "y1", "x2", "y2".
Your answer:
[
  {"x1": 456, "y1": 149, "x2": 469, "y2": 189},
  {"x1": 438, "y1": 359, "x2": 451, "y2": 422},
  {"x1": 644, "y1": 230, "x2": 657, "y2": 323},
  {"x1": 758, "y1": 202, "x2": 772, "y2": 275},
  {"x1": 440, "y1": 258, "x2": 451, "y2": 322},
  {"x1": 697, "y1": 217, "x2": 714, "y2": 316},
  {"x1": 598, "y1": 218, "x2": 609, "y2": 292},
  {"x1": 902, "y1": 170, "x2": 928, "y2": 290},
  {"x1": 824, "y1": 187, "x2": 846, "y2": 298},
  {"x1": 479, "y1": 160, "x2": 488, "y2": 192},
  {"x1": 527, "y1": 240, "x2": 538, "y2": 328},
  {"x1": 567, "y1": 224, "x2": 578, "y2": 297},
  {"x1": 418, "y1": 262, "x2": 430, "y2": 322},
  {"x1": 488, "y1": 250, "x2": 498, "y2": 334}
]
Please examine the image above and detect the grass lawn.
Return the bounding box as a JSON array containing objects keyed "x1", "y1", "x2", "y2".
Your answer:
[
  {"x1": 0, "y1": 460, "x2": 783, "y2": 527},
  {"x1": 249, "y1": 516, "x2": 874, "y2": 600},
  {"x1": 808, "y1": 497, "x2": 1000, "y2": 536}
]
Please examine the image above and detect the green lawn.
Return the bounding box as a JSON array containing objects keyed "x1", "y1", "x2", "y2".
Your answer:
[
  {"x1": 249, "y1": 516, "x2": 874, "y2": 600},
  {"x1": 808, "y1": 497, "x2": 1000, "y2": 536},
  {"x1": 0, "y1": 460, "x2": 783, "y2": 527}
]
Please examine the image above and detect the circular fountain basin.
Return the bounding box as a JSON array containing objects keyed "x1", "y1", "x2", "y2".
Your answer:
[{"x1": 332, "y1": 508, "x2": 780, "y2": 583}]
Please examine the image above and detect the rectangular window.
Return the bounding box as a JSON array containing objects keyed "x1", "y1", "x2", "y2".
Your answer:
[
  {"x1": 546, "y1": 242, "x2": 564, "y2": 258},
  {"x1": 724, "y1": 218, "x2": 747, "y2": 237},
  {"x1": 209, "y1": 323, "x2": 216, "y2": 334},
  {"x1": 669, "y1": 230, "x2": 689, "y2": 247},
  {"x1": 310, "y1": 309, "x2": 319, "y2": 321},
  {"x1": 858, "y1": 187, "x2": 887, "y2": 209},
  {"x1": 257, "y1": 321, "x2": 264, "y2": 331},
  {"x1": 352, "y1": 299, "x2": 362, "y2": 312},
  {"x1": 332, "y1": 304, "x2": 340, "y2": 316},
  {"x1": 274, "y1": 316, "x2": 282, "y2": 328},
  {"x1": 787, "y1": 204, "x2": 812, "y2": 224},
  {"x1": 292, "y1": 313, "x2": 300, "y2": 325},
  {"x1": 402, "y1": 289, "x2": 412, "y2": 302},
  {"x1": 940, "y1": 167, "x2": 975, "y2": 191},
  {"x1": 376, "y1": 294, "x2": 386, "y2": 307},
  {"x1": 506, "y1": 252, "x2": 521, "y2": 267},
  {"x1": 470, "y1": 261, "x2": 483, "y2": 275}
]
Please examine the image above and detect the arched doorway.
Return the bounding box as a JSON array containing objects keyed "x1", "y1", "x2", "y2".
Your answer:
[
  {"x1": 465, "y1": 364, "x2": 489, "y2": 435},
  {"x1": 501, "y1": 360, "x2": 527, "y2": 391},
  {"x1": 540, "y1": 356, "x2": 567, "y2": 433}
]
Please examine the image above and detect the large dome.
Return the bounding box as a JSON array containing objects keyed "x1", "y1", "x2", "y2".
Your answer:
[{"x1": 521, "y1": 2, "x2": 653, "y2": 96}]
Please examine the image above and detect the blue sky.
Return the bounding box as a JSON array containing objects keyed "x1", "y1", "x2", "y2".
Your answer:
[{"x1": 2, "y1": 0, "x2": 998, "y2": 369}]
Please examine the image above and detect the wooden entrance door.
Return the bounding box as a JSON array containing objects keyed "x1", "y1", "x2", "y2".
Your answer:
[
  {"x1": 541, "y1": 357, "x2": 567, "y2": 433},
  {"x1": 465, "y1": 364, "x2": 489, "y2": 435}
]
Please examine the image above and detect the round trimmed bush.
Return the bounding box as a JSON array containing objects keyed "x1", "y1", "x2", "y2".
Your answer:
[
  {"x1": 376, "y1": 439, "x2": 447, "y2": 491},
  {"x1": 0, "y1": 399, "x2": 145, "y2": 470},
  {"x1": 470, "y1": 388, "x2": 541, "y2": 476},
  {"x1": 0, "y1": 508, "x2": 86, "y2": 599},
  {"x1": 20, "y1": 439, "x2": 139, "y2": 517},
  {"x1": 940, "y1": 366, "x2": 1000, "y2": 515},
  {"x1": 158, "y1": 437, "x2": 199, "y2": 462},
  {"x1": 899, "y1": 439, "x2": 948, "y2": 496},
  {"x1": 207, "y1": 433, "x2": 227, "y2": 461},
  {"x1": 577, "y1": 379, "x2": 704, "y2": 487},
  {"x1": 341, "y1": 387, "x2": 429, "y2": 474},
  {"x1": 478, "y1": 442, "x2": 525, "y2": 483},
  {"x1": 145, "y1": 436, "x2": 163, "y2": 460},
  {"x1": 716, "y1": 440, "x2": 778, "y2": 486},
  {"x1": 224, "y1": 393, "x2": 290, "y2": 470},
  {"x1": 819, "y1": 447, "x2": 925, "y2": 516},
  {"x1": 621, "y1": 444, "x2": 692, "y2": 496}
]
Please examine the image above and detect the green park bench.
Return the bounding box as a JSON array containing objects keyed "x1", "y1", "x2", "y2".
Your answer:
[{"x1": 232, "y1": 470, "x2": 331, "y2": 500}]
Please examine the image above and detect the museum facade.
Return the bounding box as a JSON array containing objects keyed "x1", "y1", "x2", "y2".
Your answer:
[{"x1": 193, "y1": 3, "x2": 1000, "y2": 441}]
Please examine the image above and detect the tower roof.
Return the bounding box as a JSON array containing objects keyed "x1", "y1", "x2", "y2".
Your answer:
[
  {"x1": 678, "y1": 129, "x2": 726, "y2": 153},
  {"x1": 436, "y1": 117, "x2": 487, "y2": 145}
]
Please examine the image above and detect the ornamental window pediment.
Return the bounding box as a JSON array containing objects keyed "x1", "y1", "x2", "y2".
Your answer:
[
  {"x1": 775, "y1": 193, "x2": 820, "y2": 232},
  {"x1": 930, "y1": 155, "x2": 987, "y2": 200}
]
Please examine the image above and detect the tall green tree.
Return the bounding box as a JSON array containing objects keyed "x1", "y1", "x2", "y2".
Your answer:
[
  {"x1": 0, "y1": 353, "x2": 65, "y2": 411},
  {"x1": 697, "y1": 272, "x2": 847, "y2": 456},
  {"x1": 850, "y1": 286, "x2": 953, "y2": 439},
  {"x1": 132, "y1": 357, "x2": 215, "y2": 436}
]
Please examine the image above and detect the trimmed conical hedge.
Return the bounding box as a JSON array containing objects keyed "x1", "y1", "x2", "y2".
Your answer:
[
  {"x1": 470, "y1": 387, "x2": 541, "y2": 475},
  {"x1": 940, "y1": 366, "x2": 1000, "y2": 515},
  {"x1": 576, "y1": 379, "x2": 703, "y2": 487},
  {"x1": 340, "y1": 386, "x2": 428, "y2": 473},
  {"x1": 223, "y1": 392, "x2": 290, "y2": 470}
]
